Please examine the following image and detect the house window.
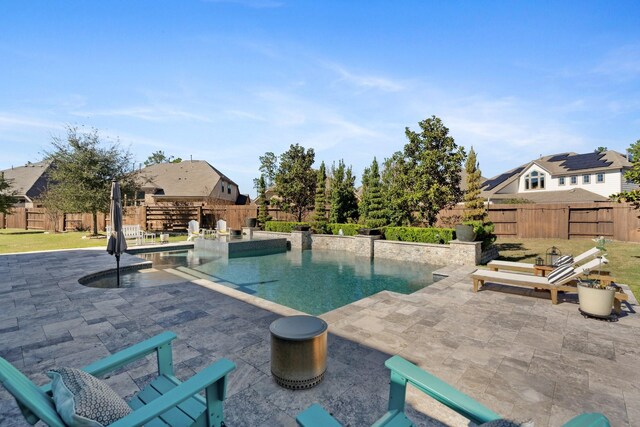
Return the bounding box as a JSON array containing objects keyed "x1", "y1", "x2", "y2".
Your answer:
[
  {"x1": 596, "y1": 173, "x2": 605, "y2": 183},
  {"x1": 221, "y1": 182, "x2": 225, "y2": 192},
  {"x1": 583, "y1": 175, "x2": 590, "y2": 184},
  {"x1": 570, "y1": 176, "x2": 577, "y2": 185},
  {"x1": 559, "y1": 177, "x2": 565, "y2": 186},
  {"x1": 524, "y1": 170, "x2": 545, "y2": 190},
  {"x1": 228, "y1": 185, "x2": 231, "y2": 194}
]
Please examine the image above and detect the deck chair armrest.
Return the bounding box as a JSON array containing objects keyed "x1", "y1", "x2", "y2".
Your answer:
[
  {"x1": 109, "y1": 358, "x2": 236, "y2": 427},
  {"x1": 385, "y1": 356, "x2": 501, "y2": 425},
  {"x1": 39, "y1": 331, "x2": 177, "y2": 394}
]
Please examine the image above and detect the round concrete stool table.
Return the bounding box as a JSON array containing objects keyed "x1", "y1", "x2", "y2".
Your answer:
[{"x1": 270, "y1": 315, "x2": 328, "y2": 389}]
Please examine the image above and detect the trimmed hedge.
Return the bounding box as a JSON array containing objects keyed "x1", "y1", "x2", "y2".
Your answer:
[
  {"x1": 384, "y1": 227, "x2": 454, "y2": 244},
  {"x1": 327, "y1": 223, "x2": 361, "y2": 236},
  {"x1": 264, "y1": 221, "x2": 311, "y2": 233}
]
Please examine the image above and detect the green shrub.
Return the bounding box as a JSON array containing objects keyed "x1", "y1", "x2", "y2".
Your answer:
[
  {"x1": 326, "y1": 223, "x2": 361, "y2": 236},
  {"x1": 264, "y1": 221, "x2": 311, "y2": 233},
  {"x1": 463, "y1": 220, "x2": 496, "y2": 250},
  {"x1": 384, "y1": 227, "x2": 454, "y2": 244}
]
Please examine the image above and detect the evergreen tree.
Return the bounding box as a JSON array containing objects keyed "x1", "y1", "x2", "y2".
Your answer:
[
  {"x1": 0, "y1": 172, "x2": 18, "y2": 215},
  {"x1": 257, "y1": 175, "x2": 270, "y2": 228},
  {"x1": 463, "y1": 147, "x2": 486, "y2": 222},
  {"x1": 313, "y1": 162, "x2": 328, "y2": 230},
  {"x1": 359, "y1": 165, "x2": 371, "y2": 220},
  {"x1": 363, "y1": 158, "x2": 388, "y2": 228},
  {"x1": 44, "y1": 126, "x2": 137, "y2": 235},
  {"x1": 274, "y1": 144, "x2": 316, "y2": 222},
  {"x1": 329, "y1": 160, "x2": 358, "y2": 223},
  {"x1": 383, "y1": 116, "x2": 465, "y2": 226}
]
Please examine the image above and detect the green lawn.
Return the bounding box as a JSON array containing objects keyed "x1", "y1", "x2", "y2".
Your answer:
[
  {"x1": 491, "y1": 237, "x2": 640, "y2": 301},
  {"x1": 0, "y1": 229, "x2": 187, "y2": 254}
]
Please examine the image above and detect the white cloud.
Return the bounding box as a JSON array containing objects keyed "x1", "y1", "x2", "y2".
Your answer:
[
  {"x1": 594, "y1": 44, "x2": 640, "y2": 81},
  {"x1": 323, "y1": 62, "x2": 405, "y2": 92},
  {"x1": 71, "y1": 105, "x2": 214, "y2": 123}
]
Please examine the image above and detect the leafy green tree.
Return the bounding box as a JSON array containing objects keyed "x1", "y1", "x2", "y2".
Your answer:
[
  {"x1": 381, "y1": 152, "x2": 412, "y2": 226},
  {"x1": 44, "y1": 126, "x2": 137, "y2": 235},
  {"x1": 313, "y1": 162, "x2": 328, "y2": 231},
  {"x1": 329, "y1": 160, "x2": 358, "y2": 224},
  {"x1": 253, "y1": 152, "x2": 278, "y2": 190},
  {"x1": 385, "y1": 115, "x2": 465, "y2": 226},
  {"x1": 0, "y1": 172, "x2": 18, "y2": 215},
  {"x1": 463, "y1": 147, "x2": 486, "y2": 222},
  {"x1": 611, "y1": 139, "x2": 640, "y2": 208},
  {"x1": 274, "y1": 144, "x2": 316, "y2": 222},
  {"x1": 595, "y1": 146, "x2": 608, "y2": 153},
  {"x1": 144, "y1": 150, "x2": 181, "y2": 166},
  {"x1": 361, "y1": 158, "x2": 388, "y2": 228},
  {"x1": 256, "y1": 175, "x2": 270, "y2": 228}
]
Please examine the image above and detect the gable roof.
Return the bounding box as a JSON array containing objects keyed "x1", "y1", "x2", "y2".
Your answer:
[
  {"x1": 0, "y1": 161, "x2": 51, "y2": 200},
  {"x1": 138, "y1": 160, "x2": 238, "y2": 198},
  {"x1": 481, "y1": 150, "x2": 632, "y2": 195}
]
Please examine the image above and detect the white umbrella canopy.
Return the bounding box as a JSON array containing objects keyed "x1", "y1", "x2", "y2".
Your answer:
[{"x1": 107, "y1": 180, "x2": 127, "y2": 286}]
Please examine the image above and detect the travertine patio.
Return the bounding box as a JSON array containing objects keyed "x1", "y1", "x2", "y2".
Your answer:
[{"x1": 0, "y1": 248, "x2": 638, "y2": 426}]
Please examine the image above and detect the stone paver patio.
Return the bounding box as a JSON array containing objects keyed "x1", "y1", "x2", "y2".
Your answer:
[{"x1": 1, "y1": 247, "x2": 639, "y2": 426}]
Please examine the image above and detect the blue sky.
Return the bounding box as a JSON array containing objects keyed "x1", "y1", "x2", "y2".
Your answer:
[{"x1": 1, "y1": 0, "x2": 639, "y2": 196}]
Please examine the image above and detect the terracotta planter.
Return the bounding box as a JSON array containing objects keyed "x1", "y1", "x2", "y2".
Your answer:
[
  {"x1": 578, "y1": 282, "x2": 615, "y2": 318},
  {"x1": 455, "y1": 224, "x2": 476, "y2": 242}
]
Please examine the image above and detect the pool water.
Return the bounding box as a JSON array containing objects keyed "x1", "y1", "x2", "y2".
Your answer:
[{"x1": 95, "y1": 249, "x2": 442, "y2": 315}]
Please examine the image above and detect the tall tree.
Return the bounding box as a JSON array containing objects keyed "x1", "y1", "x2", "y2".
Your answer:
[
  {"x1": 361, "y1": 158, "x2": 388, "y2": 228},
  {"x1": 313, "y1": 162, "x2": 328, "y2": 229},
  {"x1": 44, "y1": 126, "x2": 137, "y2": 235},
  {"x1": 256, "y1": 175, "x2": 270, "y2": 228},
  {"x1": 359, "y1": 165, "x2": 372, "y2": 220},
  {"x1": 253, "y1": 152, "x2": 278, "y2": 190},
  {"x1": 274, "y1": 144, "x2": 316, "y2": 222},
  {"x1": 144, "y1": 150, "x2": 181, "y2": 166},
  {"x1": 0, "y1": 172, "x2": 18, "y2": 215},
  {"x1": 329, "y1": 160, "x2": 358, "y2": 224},
  {"x1": 387, "y1": 115, "x2": 466, "y2": 226},
  {"x1": 463, "y1": 147, "x2": 487, "y2": 222},
  {"x1": 611, "y1": 139, "x2": 640, "y2": 208},
  {"x1": 381, "y1": 152, "x2": 412, "y2": 226}
]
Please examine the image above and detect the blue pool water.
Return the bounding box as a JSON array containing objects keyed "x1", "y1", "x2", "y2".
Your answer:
[{"x1": 107, "y1": 249, "x2": 441, "y2": 315}]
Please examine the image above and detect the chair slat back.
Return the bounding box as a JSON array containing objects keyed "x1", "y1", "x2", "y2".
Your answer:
[{"x1": 0, "y1": 357, "x2": 66, "y2": 427}]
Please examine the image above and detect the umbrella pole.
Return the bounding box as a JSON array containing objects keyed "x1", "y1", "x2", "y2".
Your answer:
[{"x1": 116, "y1": 254, "x2": 120, "y2": 288}]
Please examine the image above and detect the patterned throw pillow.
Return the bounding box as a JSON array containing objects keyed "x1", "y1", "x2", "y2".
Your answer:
[
  {"x1": 47, "y1": 367, "x2": 131, "y2": 427},
  {"x1": 547, "y1": 265, "x2": 575, "y2": 284},
  {"x1": 553, "y1": 255, "x2": 573, "y2": 267}
]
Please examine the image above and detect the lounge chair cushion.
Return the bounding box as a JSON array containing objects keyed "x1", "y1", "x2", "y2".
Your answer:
[
  {"x1": 553, "y1": 255, "x2": 574, "y2": 267},
  {"x1": 47, "y1": 367, "x2": 131, "y2": 427},
  {"x1": 547, "y1": 265, "x2": 575, "y2": 284},
  {"x1": 480, "y1": 419, "x2": 534, "y2": 427}
]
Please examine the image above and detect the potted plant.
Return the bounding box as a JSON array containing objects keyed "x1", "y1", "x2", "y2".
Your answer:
[
  {"x1": 577, "y1": 236, "x2": 616, "y2": 319},
  {"x1": 455, "y1": 223, "x2": 476, "y2": 242}
]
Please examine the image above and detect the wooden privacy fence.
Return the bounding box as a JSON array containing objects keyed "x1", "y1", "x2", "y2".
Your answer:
[
  {"x1": 3, "y1": 202, "x2": 639, "y2": 242},
  {"x1": 438, "y1": 203, "x2": 640, "y2": 242}
]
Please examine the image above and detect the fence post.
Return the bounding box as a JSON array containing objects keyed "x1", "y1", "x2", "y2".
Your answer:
[
  {"x1": 1, "y1": 213, "x2": 4, "y2": 229},
  {"x1": 24, "y1": 208, "x2": 28, "y2": 230},
  {"x1": 198, "y1": 205, "x2": 203, "y2": 224}
]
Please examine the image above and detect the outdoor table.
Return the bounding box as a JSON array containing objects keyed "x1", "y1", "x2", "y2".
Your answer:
[
  {"x1": 270, "y1": 315, "x2": 328, "y2": 390},
  {"x1": 143, "y1": 231, "x2": 156, "y2": 244}
]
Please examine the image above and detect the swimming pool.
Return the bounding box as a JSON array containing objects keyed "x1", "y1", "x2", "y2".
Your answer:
[{"x1": 88, "y1": 249, "x2": 443, "y2": 315}]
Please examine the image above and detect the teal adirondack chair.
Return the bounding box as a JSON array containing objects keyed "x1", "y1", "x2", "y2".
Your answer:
[
  {"x1": 297, "y1": 355, "x2": 610, "y2": 427},
  {"x1": 0, "y1": 331, "x2": 236, "y2": 427}
]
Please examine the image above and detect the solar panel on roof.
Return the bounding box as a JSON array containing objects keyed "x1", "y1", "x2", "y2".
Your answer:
[
  {"x1": 560, "y1": 153, "x2": 612, "y2": 171},
  {"x1": 548, "y1": 154, "x2": 570, "y2": 162},
  {"x1": 481, "y1": 167, "x2": 524, "y2": 191}
]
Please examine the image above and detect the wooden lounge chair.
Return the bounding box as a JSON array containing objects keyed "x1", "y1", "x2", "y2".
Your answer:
[
  {"x1": 296, "y1": 355, "x2": 610, "y2": 427},
  {"x1": 0, "y1": 331, "x2": 236, "y2": 427},
  {"x1": 487, "y1": 247, "x2": 601, "y2": 274},
  {"x1": 472, "y1": 258, "x2": 627, "y2": 312}
]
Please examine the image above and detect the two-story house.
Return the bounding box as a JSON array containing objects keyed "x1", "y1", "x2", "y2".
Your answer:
[
  {"x1": 481, "y1": 150, "x2": 637, "y2": 203},
  {"x1": 137, "y1": 160, "x2": 249, "y2": 206}
]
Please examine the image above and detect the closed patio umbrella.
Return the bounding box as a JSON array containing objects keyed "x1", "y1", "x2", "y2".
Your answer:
[{"x1": 106, "y1": 180, "x2": 127, "y2": 287}]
